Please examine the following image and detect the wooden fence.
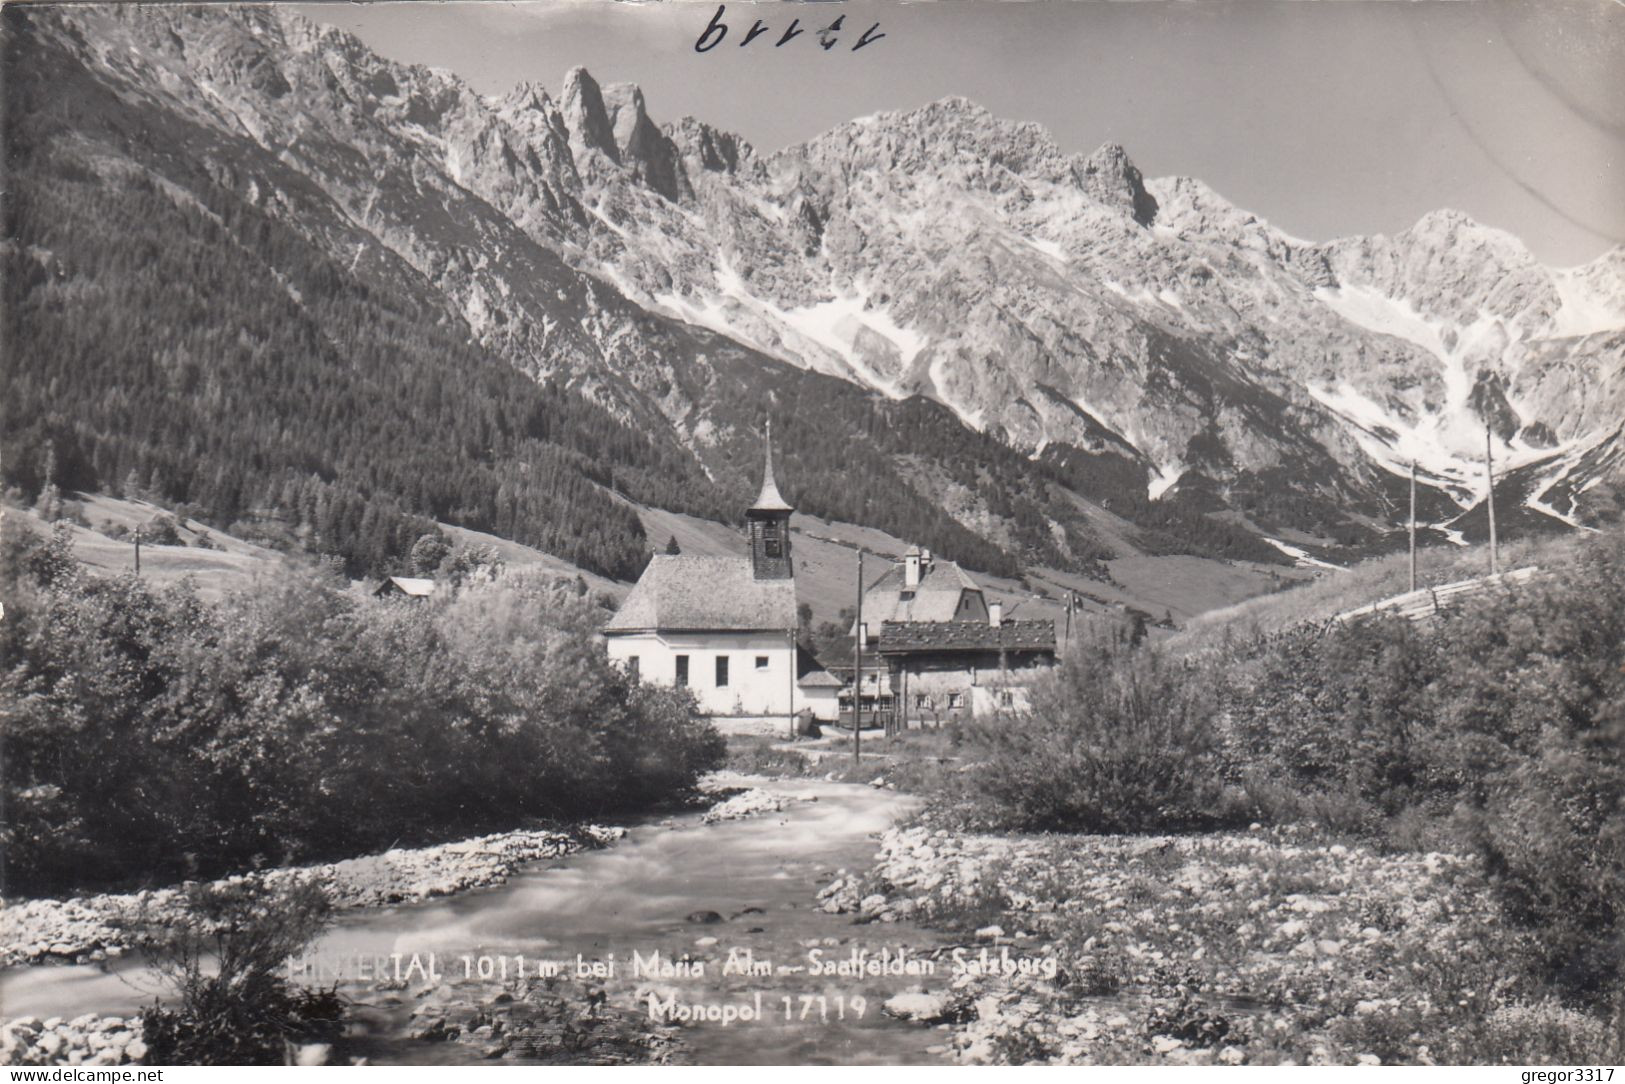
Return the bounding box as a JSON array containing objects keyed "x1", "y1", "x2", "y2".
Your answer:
[{"x1": 1329, "y1": 566, "x2": 1543, "y2": 626}]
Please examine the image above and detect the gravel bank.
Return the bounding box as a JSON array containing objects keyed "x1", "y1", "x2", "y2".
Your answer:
[
  {"x1": 0, "y1": 825, "x2": 628, "y2": 971},
  {"x1": 818, "y1": 824, "x2": 1607, "y2": 1065},
  {"x1": 1, "y1": 1015, "x2": 147, "y2": 1067},
  {"x1": 0, "y1": 773, "x2": 803, "y2": 971}
]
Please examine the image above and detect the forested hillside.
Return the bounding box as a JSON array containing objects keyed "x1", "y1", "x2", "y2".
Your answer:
[
  {"x1": 0, "y1": 18, "x2": 736, "y2": 580},
  {"x1": 0, "y1": 9, "x2": 1097, "y2": 580}
]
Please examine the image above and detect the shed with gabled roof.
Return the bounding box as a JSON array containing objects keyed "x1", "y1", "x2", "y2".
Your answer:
[{"x1": 374, "y1": 576, "x2": 436, "y2": 600}]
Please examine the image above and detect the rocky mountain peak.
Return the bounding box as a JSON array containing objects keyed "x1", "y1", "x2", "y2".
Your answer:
[
  {"x1": 602, "y1": 80, "x2": 688, "y2": 203},
  {"x1": 813, "y1": 96, "x2": 1078, "y2": 190},
  {"x1": 500, "y1": 80, "x2": 553, "y2": 115},
  {"x1": 1078, "y1": 142, "x2": 1158, "y2": 227},
  {"x1": 560, "y1": 65, "x2": 618, "y2": 162},
  {"x1": 27, "y1": 0, "x2": 1619, "y2": 553},
  {"x1": 602, "y1": 81, "x2": 649, "y2": 145},
  {"x1": 1403, "y1": 207, "x2": 1529, "y2": 256},
  {"x1": 923, "y1": 95, "x2": 994, "y2": 120},
  {"x1": 670, "y1": 116, "x2": 752, "y2": 177}
]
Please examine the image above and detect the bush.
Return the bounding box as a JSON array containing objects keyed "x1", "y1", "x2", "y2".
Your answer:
[
  {"x1": 0, "y1": 531, "x2": 724, "y2": 895},
  {"x1": 1214, "y1": 530, "x2": 1625, "y2": 1003},
  {"x1": 956, "y1": 633, "x2": 1231, "y2": 833},
  {"x1": 1432, "y1": 541, "x2": 1625, "y2": 1002},
  {"x1": 142, "y1": 513, "x2": 184, "y2": 546},
  {"x1": 128, "y1": 878, "x2": 343, "y2": 1065},
  {"x1": 948, "y1": 528, "x2": 1625, "y2": 1013}
]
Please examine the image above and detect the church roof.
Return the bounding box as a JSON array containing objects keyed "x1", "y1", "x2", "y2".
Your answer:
[
  {"x1": 604, "y1": 556, "x2": 798, "y2": 633},
  {"x1": 861, "y1": 559, "x2": 983, "y2": 623}
]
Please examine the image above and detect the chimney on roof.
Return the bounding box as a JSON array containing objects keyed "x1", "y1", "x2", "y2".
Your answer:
[
  {"x1": 920, "y1": 548, "x2": 933, "y2": 574},
  {"x1": 989, "y1": 601, "x2": 1002, "y2": 629},
  {"x1": 904, "y1": 546, "x2": 921, "y2": 588}
]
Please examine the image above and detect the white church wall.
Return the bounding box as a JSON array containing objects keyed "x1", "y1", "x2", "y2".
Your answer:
[{"x1": 605, "y1": 630, "x2": 799, "y2": 716}]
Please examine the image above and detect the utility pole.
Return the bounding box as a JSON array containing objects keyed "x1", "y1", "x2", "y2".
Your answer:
[
  {"x1": 133, "y1": 525, "x2": 141, "y2": 576},
  {"x1": 1485, "y1": 425, "x2": 1499, "y2": 576},
  {"x1": 1408, "y1": 460, "x2": 1418, "y2": 593},
  {"x1": 788, "y1": 627, "x2": 797, "y2": 741},
  {"x1": 853, "y1": 550, "x2": 863, "y2": 765}
]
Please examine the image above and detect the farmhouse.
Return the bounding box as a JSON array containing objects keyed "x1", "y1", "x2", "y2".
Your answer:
[
  {"x1": 839, "y1": 547, "x2": 1057, "y2": 726},
  {"x1": 876, "y1": 614, "x2": 1057, "y2": 725},
  {"x1": 603, "y1": 433, "x2": 837, "y2": 719}
]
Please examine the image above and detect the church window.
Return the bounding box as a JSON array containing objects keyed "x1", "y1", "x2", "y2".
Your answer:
[
  {"x1": 675, "y1": 655, "x2": 689, "y2": 687},
  {"x1": 716, "y1": 656, "x2": 730, "y2": 687},
  {"x1": 762, "y1": 520, "x2": 782, "y2": 558},
  {"x1": 755, "y1": 655, "x2": 770, "y2": 671}
]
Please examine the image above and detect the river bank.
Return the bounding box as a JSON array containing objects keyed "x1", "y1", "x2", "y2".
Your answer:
[
  {"x1": 2, "y1": 776, "x2": 958, "y2": 1066},
  {"x1": 0, "y1": 777, "x2": 803, "y2": 972},
  {"x1": 817, "y1": 823, "x2": 1614, "y2": 1065},
  {"x1": 0, "y1": 825, "x2": 626, "y2": 972}
]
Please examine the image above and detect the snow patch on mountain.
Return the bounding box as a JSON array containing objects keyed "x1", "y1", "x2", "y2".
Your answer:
[
  {"x1": 775, "y1": 286, "x2": 925, "y2": 397},
  {"x1": 1316, "y1": 283, "x2": 1457, "y2": 360},
  {"x1": 1265, "y1": 537, "x2": 1343, "y2": 572},
  {"x1": 1306, "y1": 382, "x2": 1472, "y2": 492},
  {"x1": 1550, "y1": 267, "x2": 1625, "y2": 338},
  {"x1": 1149, "y1": 462, "x2": 1184, "y2": 500},
  {"x1": 1027, "y1": 236, "x2": 1068, "y2": 263}
]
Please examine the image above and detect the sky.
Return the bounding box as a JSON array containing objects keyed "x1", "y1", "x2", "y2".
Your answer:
[{"x1": 292, "y1": 0, "x2": 1625, "y2": 267}]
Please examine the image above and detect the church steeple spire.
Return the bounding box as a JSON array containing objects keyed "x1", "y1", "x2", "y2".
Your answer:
[
  {"x1": 746, "y1": 420, "x2": 793, "y2": 579},
  {"x1": 750, "y1": 419, "x2": 793, "y2": 515}
]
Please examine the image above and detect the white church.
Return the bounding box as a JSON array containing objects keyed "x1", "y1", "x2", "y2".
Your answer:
[{"x1": 602, "y1": 430, "x2": 841, "y2": 719}]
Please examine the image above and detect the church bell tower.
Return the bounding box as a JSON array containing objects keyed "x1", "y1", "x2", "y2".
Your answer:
[{"x1": 747, "y1": 421, "x2": 794, "y2": 581}]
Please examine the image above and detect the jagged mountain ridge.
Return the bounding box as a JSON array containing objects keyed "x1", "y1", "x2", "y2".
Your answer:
[
  {"x1": 461, "y1": 59, "x2": 1625, "y2": 534},
  {"x1": 468, "y1": 51, "x2": 1625, "y2": 533},
  {"x1": 13, "y1": 4, "x2": 1624, "y2": 575},
  {"x1": 530, "y1": 79, "x2": 1625, "y2": 530}
]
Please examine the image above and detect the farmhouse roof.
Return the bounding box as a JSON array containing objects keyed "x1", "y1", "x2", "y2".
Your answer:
[
  {"x1": 603, "y1": 555, "x2": 798, "y2": 633},
  {"x1": 861, "y1": 559, "x2": 983, "y2": 623},
  {"x1": 876, "y1": 619, "x2": 1057, "y2": 654}
]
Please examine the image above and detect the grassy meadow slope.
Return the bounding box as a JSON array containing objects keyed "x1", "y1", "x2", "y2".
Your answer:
[
  {"x1": 1175, "y1": 528, "x2": 1598, "y2": 652},
  {"x1": 9, "y1": 495, "x2": 283, "y2": 601}
]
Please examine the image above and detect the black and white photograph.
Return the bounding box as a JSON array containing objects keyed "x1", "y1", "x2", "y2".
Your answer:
[{"x1": 1, "y1": 0, "x2": 1622, "y2": 1070}]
